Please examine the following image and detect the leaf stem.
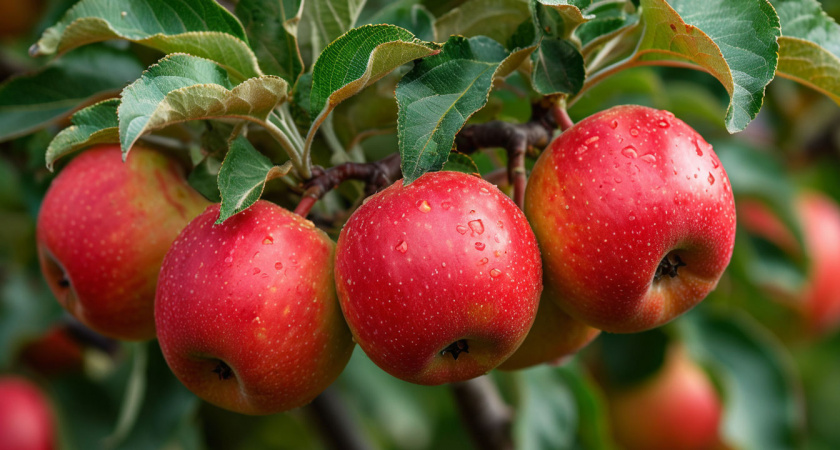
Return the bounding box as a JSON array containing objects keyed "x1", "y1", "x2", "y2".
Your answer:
[
  {"x1": 103, "y1": 342, "x2": 148, "y2": 450},
  {"x1": 263, "y1": 117, "x2": 307, "y2": 177},
  {"x1": 303, "y1": 108, "x2": 333, "y2": 180}
]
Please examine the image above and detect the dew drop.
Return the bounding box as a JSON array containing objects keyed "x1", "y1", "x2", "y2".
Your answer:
[
  {"x1": 629, "y1": 214, "x2": 636, "y2": 221},
  {"x1": 497, "y1": 220, "x2": 504, "y2": 229},
  {"x1": 621, "y1": 146, "x2": 639, "y2": 159},
  {"x1": 417, "y1": 200, "x2": 431, "y2": 213},
  {"x1": 395, "y1": 241, "x2": 408, "y2": 253},
  {"x1": 477, "y1": 257, "x2": 488, "y2": 266},
  {"x1": 275, "y1": 262, "x2": 283, "y2": 270},
  {"x1": 640, "y1": 154, "x2": 656, "y2": 164},
  {"x1": 261, "y1": 273, "x2": 269, "y2": 279},
  {"x1": 490, "y1": 269, "x2": 502, "y2": 278},
  {"x1": 475, "y1": 242, "x2": 486, "y2": 251},
  {"x1": 252, "y1": 267, "x2": 261, "y2": 275},
  {"x1": 456, "y1": 225, "x2": 468, "y2": 235},
  {"x1": 441, "y1": 201, "x2": 452, "y2": 210},
  {"x1": 479, "y1": 187, "x2": 491, "y2": 195},
  {"x1": 224, "y1": 256, "x2": 234, "y2": 264},
  {"x1": 253, "y1": 251, "x2": 260, "y2": 259},
  {"x1": 707, "y1": 173, "x2": 715, "y2": 185},
  {"x1": 614, "y1": 176, "x2": 623, "y2": 184},
  {"x1": 694, "y1": 140, "x2": 704, "y2": 156},
  {"x1": 262, "y1": 236, "x2": 273, "y2": 245},
  {"x1": 711, "y1": 157, "x2": 720, "y2": 169},
  {"x1": 658, "y1": 120, "x2": 670, "y2": 128},
  {"x1": 468, "y1": 219, "x2": 485, "y2": 235},
  {"x1": 585, "y1": 136, "x2": 600, "y2": 145},
  {"x1": 630, "y1": 128, "x2": 640, "y2": 137},
  {"x1": 576, "y1": 145, "x2": 589, "y2": 155},
  {"x1": 494, "y1": 234, "x2": 501, "y2": 243},
  {"x1": 610, "y1": 120, "x2": 619, "y2": 129}
]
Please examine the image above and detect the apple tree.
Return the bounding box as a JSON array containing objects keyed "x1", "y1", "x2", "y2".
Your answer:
[{"x1": 1, "y1": 0, "x2": 840, "y2": 448}]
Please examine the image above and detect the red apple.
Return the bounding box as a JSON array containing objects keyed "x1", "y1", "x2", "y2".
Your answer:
[
  {"x1": 525, "y1": 105, "x2": 736, "y2": 333},
  {"x1": 739, "y1": 192, "x2": 840, "y2": 336},
  {"x1": 497, "y1": 287, "x2": 600, "y2": 371},
  {"x1": 0, "y1": 376, "x2": 55, "y2": 450},
  {"x1": 334, "y1": 171, "x2": 542, "y2": 385},
  {"x1": 37, "y1": 144, "x2": 209, "y2": 341},
  {"x1": 18, "y1": 326, "x2": 83, "y2": 377},
  {"x1": 155, "y1": 201, "x2": 354, "y2": 415},
  {"x1": 607, "y1": 346, "x2": 724, "y2": 450}
]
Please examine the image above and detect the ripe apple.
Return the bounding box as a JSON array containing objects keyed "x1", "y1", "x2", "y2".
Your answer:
[
  {"x1": 155, "y1": 201, "x2": 354, "y2": 415},
  {"x1": 334, "y1": 171, "x2": 543, "y2": 385},
  {"x1": 18, "y1": 325, "x2": 83, "y2": 377},
  {"x1": 37, "y1": 144, "x2": 210, "y2": 341},
  {"x1": 739, "y1": 192, "x2": 840, "y2": 336},
  {"x1": 607, "y1": 346, "x2": 724, "y2": 450},
  {"x1": 497, "y1": 286, "x2": 600, "y2": 371},
  {"x1": 0, "y1": 376, "x2": 55, "y2": 450},
  {"x1": 525, "y1": 105, "x2": 736, "y2": 333}
]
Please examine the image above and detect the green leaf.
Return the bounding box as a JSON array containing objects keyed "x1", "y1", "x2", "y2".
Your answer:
[
  {"x1": 396, "y1": 36, "x2": 528, "y2": 184},
  {"x1": 773, "y1": 0, "x2": 840, "y2": 104},
  {"x1": 45, "y1": 99, "x2": 120, "y2": 171},
  {"x1": 217, "y1": 137, "x2": 293, "y2": 223},
  {"x1": 575, "y1": 0, "x2": 637, "y2": 47},
  {"x1": 0, "y1": 44, "x2": 142, "y2": 142},
  {"x1": 300, "y1": 0, "x2": 367, "y2": 64},
  {"x1": 531, "y1": 38, "x2": 586, "y2": 95},
  {"x1": 309, "y1": 25, "x2": 438, "y2": 119},
  {"x1": 119, "y1": 53, "x2": 289, "y2": 158},
  {"x1": 632, "y1": 0, "x2": 781, "y2": 132},
  {"x1": 188, "y1": 156, "x2": 223, "y2": 203},
  {"x1": 441, "y1": 153, "x2": 480, "y2": 175},
  {"x1": 680, "y1": 309, "x2": 803, "y2": 450},
  {"x1": 361, "y1": 1, "x2": 436, "y2": 42},
  {"x1": 513, "y1": 363, "x2": 613, "y2": 450},
  {"x1": 535, "y1": 0, "x2": 592, "y2": 40},
  {"x1": 32, "y1": 0, "x2": 260, "y2": 81},
  {"x1": 434, "y1": 0, "x2": 531, "y2": 44},
  {"x1": 235, "y1": 0, "x2": 305, "y2": 84}
]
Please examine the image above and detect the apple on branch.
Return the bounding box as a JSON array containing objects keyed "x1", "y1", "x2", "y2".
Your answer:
[
  {"x1": 0, "y1": 376, "x2": 55, "y2": 450},
  {"x1": 37, "y1": 144, "x2": 210, "y2": 341},
  {"x1": 525, "y1": 105, "x2": 737, "y2": 333},
  {"x1": 335, "y1": 171, "x2": 543, "y2": 385}
]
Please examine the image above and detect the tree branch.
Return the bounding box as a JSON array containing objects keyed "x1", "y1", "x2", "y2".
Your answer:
[
  {"x1": 305, "y1": 387, "x2": 373, "y2": 450},
  {"x1": 450, "y1": 376, "x2": 514, "y2": 450}
]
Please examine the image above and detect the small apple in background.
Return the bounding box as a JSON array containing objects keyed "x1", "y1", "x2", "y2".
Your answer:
[
  {"x1": 0, "y1": 0, "x2": 45, "y2": 39},
  {"x1": 335, "y1": 171, "x2": 542, "y2": 385},
  {"x1": 155, "y1": 201, "x2": 354, "y2": 415},
  {"x1": 37, "y1": 144, "x2": 210, "y2": 341},
  {"x1": 525, "y1": 105, "x2": 736, "y2": 333},
  {"x1": 0, "y1": 376, "x2": 55, "y2": 450},
  {"x1": 606, "y1": 346, "x2": 724, "y2": 450},
  {"x1": 739, "y1": 191, "x2": 840, "y2": 336},
  {"x1": 497, "y1": 287, "x2": 600, "y2": 370},
  {"x1": 18, "y1": 325, "x2": 83, "y2": 377}
]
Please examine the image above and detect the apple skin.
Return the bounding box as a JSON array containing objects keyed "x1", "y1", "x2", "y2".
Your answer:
[
  {"x1": 607, "y1": 346, "x2": 723, "y2": 450},
  {"x1": 37, "y1": 145, "x2": 209, "y2": 341},
  {"x1": 0, "y1": 376, "x2": 55, "y2": 450},
  {"x1": 525, "y1": 105, "x2": 736, "y2": 333},
  {"x1": 334, "y1": 171, "x2": 542, "y2": 385},
  {"x1": 155, "y1": 201, "x2": 354, "y2": 415},
  {"x1": 497, "y1": 285, "x2": 600, "y2": 370},
  {"x1": 739, "y1": 192, "x2": 840, "y2": 336}
]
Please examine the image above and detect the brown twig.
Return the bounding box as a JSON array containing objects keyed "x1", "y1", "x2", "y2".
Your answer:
[
  {"x1": 305, "y1": 387, "x2": 374, "y2": 450},
  {"x1": 450, "y1": 376, "x2": 515, "y2": 450}
]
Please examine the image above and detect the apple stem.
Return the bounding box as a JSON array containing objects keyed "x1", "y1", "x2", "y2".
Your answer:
[
  {"x1": 450, "y1": 376, "x2": 514, "y2": 450},
  {"x1": 305, "y1": 387, "x2": 375, "y2": 450},
  {"x1": 552, "y1": 104, "x2": 575, "y2": 131}
]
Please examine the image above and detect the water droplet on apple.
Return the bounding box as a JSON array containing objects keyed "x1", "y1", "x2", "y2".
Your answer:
[
  {"x1": 475, "y1": 242, "x2": 486, "y2": 251},
  {"x1": 253, "y1": 251, "x2": 260, "y2": 259},
  {"x1": 694, "y1": 139, "x2": 704, "y2": 156},
  {"x1": 275, "y1": 262, "x2": 283, "y2": 270},
  {"x1": 468, "y1": 219, "x2": 484, "y2": 235},
  {"x1": 621, "y1": 146, "x2": 638, "y2": 159},
  {"x1": 707, "y1": 173, "x2": 715, "y2": 185},
  {"x1": 629, "y1": 214, "x2": 636, "y2": 221},
  {"x1": 658, "y1": 120, "x2": 669, "y2": 128},
  {"x1": 252, "y1": 267, "x2": 261, "y2": 275},
  {"x1": 224, "y1": 256, "x2": 234, "y2": 264},
  {"x1": 395, "y1": 241, "x2": 408, "y2": 253},
  {"x1": 479, "y1": 187, "x2": 491, "y2": 195},
  {"x1": 610, "y1": 120, "x2": 619, "y2": 129},
  {"x1": 711, "y1": 157, "x2": 720, "y2": 168},
  {"x1": 576, "y1": 145, "x2": 589, "y2": 155},
  {"x1": 497, "y1": 220, "x2": 504, "y2": 229},
  {"x1": 417, "y1": 200, "x2": 431, "y2": 213},
  {"x1": 614, "y1": 176, "x2": 623, "y2": 183},
  {"x1": 477, "y1": 257, "x2": 488, "y2": 266},
  {"x1": 629, "y1": 128, "x2": 639, "y2": 137},
  {"x1": 640, "y1": 154, "x2": 656, "y2": 164},
  {"x1": 490, "y1": 269, "x2": 502, "y2": 278},
  {"x1": 441, "y1": 201, "x2": 452, "y2": 210},
  {"x1": 456, "y1": 225, "x2": 468, "y2": 235},
  {"x1": 262, "y1": 236, "x2": 273, "y2": 245}
]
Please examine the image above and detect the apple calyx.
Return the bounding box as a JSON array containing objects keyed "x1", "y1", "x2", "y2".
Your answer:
[
  {"x1": 654, "y1": 253, "x2": 687, "y2": 282},
  {"x1": 212, "y1": 361, "x2": 234, "y2": 380},
  {"x1": 441, "y1": 340, "x2": 470, "y2": 360}
]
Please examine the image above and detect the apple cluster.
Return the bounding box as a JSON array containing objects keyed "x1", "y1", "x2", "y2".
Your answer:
[{"x1": 36, "y1": 105, "x2": 737, "y2": 414}]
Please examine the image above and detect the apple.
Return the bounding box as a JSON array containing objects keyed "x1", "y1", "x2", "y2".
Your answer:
[
  {"x1": 739, "y1": 192, "x2": 840, "y2": 336},
  {"x1": 0, "y1": 376, "x2": 55, "y2": 450},
  {"x1": 18, "y1": 325, "x2": 83, "y2": 377},
  {"x1": 37, "y1": 144, "x2": 210, "y2": 341},
  {"x1": 607, "y1": 346, "x2": 724, "y2": 450},
  {"x1": 525, "y1": 105, "x2": 736, "y2": 333},
  {"x1": 155, "y1": 200, "x2": 354, "y2": 415},
  {"x1": 497, "y1": 286, "x2": 600, "y2": 370},
  {"x1": 334, "y1": 171, "x2": 542, "y2": 385},
  {"x1": 0, "y1": 0, "x2": 45, "y2": 39}
]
